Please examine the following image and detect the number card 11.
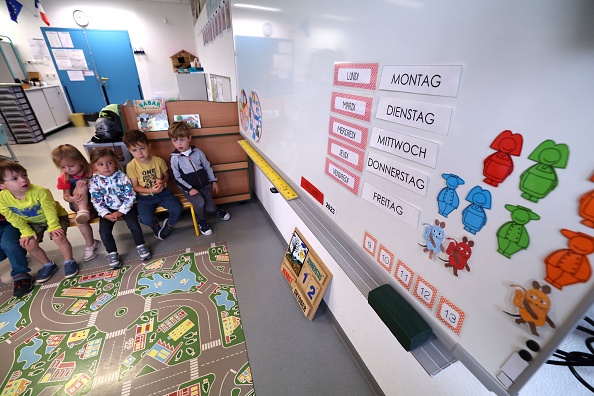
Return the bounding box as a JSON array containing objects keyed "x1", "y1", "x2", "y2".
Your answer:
[{"x1": 281, "y1": 228, "x2": 333, "y2": 320}]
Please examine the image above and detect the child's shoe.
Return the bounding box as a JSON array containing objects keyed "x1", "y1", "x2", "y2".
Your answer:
[
  {"x1": 199, "y1": 219, "x2": 213, "y2": 236},
  {"x1": 217, "y1": 209, "x2": 230, "y2": 220},
  {"x1": 37, "y1": 262, "x2": 58, "y2": 283},
  {"x1": 151, "y1": 223, "x2": 163, "y2": 240},
  {"x1": 107, "y1": 252, "x2": 120, "y2": 268},
  {"x1": 84, "y1": 240, "x2": 102, "y2": 262},
  {"x1": 137, "y1": 244, "x2": 152, "y2": 261},
  {"x1": 64, "y1": 260, "x2": 80, "y2": 278},
  {"x1": 75, "y1": 209, "x2": 91, "y2": 224},
  {"x1": 13, "y1": 277, "x2": 33, "y2": 297}
]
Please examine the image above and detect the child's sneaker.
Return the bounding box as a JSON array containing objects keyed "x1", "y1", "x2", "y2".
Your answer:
[
  {"x1": 37, "y1": 262, "x2": 58, "y2": 283},
  {"x1": 107, "y1": 252, "x2": 120, "y2": 268},
  {"x1": 217, "y1": 209, "x2": 230, "y2": 220},
  {"x1": 199, "y1": 219, "x2": 213, "y2": 235},
  {"x1": 84, "y1": 240, "x2": 101, "y2": 262},
  {"x1": 75, "y1": 209, "x2": 90, "y2": 224},
  {"x1": 64, "y1": 260, "x2": 80, "y2": 278},
  {"x1": 151, "y1": 223, "x2": 163, "y2": 240},
  {"x1": 137, "y1": 244, "x2": 152, "y2": 261},
  {"x1": 13, "y1": 277, "x2": 33, "y2": 297}
]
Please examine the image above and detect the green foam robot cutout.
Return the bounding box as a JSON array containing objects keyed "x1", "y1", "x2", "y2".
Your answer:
[
  {"x1": 519, "y1": 139, "x2": 569, "y2": 203},
  {"x1": 497, "y1": 205, "x2": 540, "y2": 259}
]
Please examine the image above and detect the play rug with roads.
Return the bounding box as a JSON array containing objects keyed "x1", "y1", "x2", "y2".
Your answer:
[{"x1": 0, "y1": 243, "x2": 255, "y2": 396}]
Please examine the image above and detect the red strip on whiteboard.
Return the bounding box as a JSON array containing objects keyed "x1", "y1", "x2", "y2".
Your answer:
[
  {"x1": 330, "y1": 92, "x2": 373, "y2": 122},
  {"x1": 325, "y1": 158, "x2": 360, "y2": 195},
  {"x1": 333, "y1": 62, "x2": 379, "y2": 90},
  {"x1": 300, "y1": 177, "x2": 324, "y2": 205},
  {"x1": 327, "y1": 138, "x2": 365, "y2": 172},
  {"x1": 328, "y1": 116, "x2": 368, "y2": 149}
]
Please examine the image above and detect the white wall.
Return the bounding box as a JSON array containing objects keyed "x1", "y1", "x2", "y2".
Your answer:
[{"x1": 0, "y1": 0, "x2": 196, "y2": 100}]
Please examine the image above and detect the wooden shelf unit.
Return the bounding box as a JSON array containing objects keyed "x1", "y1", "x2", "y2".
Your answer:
[{"x1": 121, "y1": 100, "x2": 251, "y2": 205}]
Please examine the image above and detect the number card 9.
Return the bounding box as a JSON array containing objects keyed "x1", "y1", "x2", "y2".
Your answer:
[
  {"x1": 363, "y1": 231, "x2": 377, "y2": 256},
  {"x1": 413, "y1": 276, "x2": 438, "y2": 310},
  {"x1": 437, "y1": 296, "x2": 465, "y2": 335}
]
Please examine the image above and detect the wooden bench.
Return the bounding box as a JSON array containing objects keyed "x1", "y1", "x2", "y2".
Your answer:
[{"x1": 67, "y1": 194, "x2": 200, "y2": 236}]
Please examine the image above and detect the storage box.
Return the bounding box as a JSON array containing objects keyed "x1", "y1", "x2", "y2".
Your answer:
[{"x1": 83, "y1": 140, "x2": 132, "y2": 167}]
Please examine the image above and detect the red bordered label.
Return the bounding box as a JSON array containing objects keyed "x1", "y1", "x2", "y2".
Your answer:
[
  {"x1": 330, "y1": 92, "x2": 373, "y2": 122},
  {"x1": 300, "y1": 177, "x2": 324, "y2": 205},
  {"x1": 325, "y1": 158, "x2": 360, "y2": 195},
  {"x1": 333, "y1": 62, "x2": 379, "y2": 90},
  {"x1": 436, "y1": 296, "x2": 465, "y2": 335},
  {"x1": 363, "y1": 231, "x2": 377, "y2": 257},
  {"x1": 376, "y1": 244, "x2": 394, "y2": 273},
  {"x1": 394, "y1": 259, "x2": 414, "y2": 291},
  {"x1": 327, "y1": 138, "x2": 365, "y2": 172},
  {"x1": 413, "y1": 276, "x2": 438, "y2": 310},
  {"x1": 328, "y1": 116, "x2": 368, "y2": 149}
]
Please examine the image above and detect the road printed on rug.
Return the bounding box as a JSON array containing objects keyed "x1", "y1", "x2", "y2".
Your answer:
[{"x1": 0, "y1": 243, "x2": 254, "y2": 396}]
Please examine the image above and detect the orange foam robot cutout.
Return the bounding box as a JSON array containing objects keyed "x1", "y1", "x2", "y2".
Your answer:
[{"x1": 544, "y1": 229, "x2": 594, "y2": 290}]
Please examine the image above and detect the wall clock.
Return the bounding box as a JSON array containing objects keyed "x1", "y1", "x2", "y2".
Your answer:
[{"x1": 73, "y1": 10, "x2": 89, "y2": 27}]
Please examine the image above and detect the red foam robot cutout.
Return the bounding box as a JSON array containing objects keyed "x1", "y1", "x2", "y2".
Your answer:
[
  {"x1": 483, "y1": 130, "x2": 524, "y2": 187},
  {"x1": 544, "y1": 229, "x2": 594, "y2": 290},
  {"x1": 579, "y1": 173, "x2": 594, "y2": 228}
]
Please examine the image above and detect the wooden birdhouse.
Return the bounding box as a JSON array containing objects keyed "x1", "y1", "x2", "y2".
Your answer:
[{"x1": 170, "y1": 50, "x2": 199, "y2": 72}]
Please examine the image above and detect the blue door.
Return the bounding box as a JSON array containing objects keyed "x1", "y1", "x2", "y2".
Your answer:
[{"x1": 41, "y1": 28, "x2": 143, "y2": 114}]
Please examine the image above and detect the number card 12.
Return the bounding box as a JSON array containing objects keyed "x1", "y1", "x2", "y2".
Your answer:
[
  {"x1": 413, "y1": 276, "x2": 438, "y2": 310},
  {"x1": 281, "y1": 228, "x2": 333, "y2": 320}
]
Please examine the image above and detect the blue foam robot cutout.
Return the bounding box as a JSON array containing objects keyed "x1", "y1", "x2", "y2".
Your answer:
[
  {"x1": 437, "y1": 173, "x2": 465, "y2": 218},
  {"x1": 462, "y1": 186, "x2": 492, "y2": 234}
]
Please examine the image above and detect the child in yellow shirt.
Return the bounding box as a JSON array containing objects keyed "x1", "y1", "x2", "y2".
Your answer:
[{"x1": 0, "y1": 161, "x2": 78, "y2": 283}]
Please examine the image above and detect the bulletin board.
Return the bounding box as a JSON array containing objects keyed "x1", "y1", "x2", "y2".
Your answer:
[{"x1": 232, "y1": 1, "x2": 594, "y2": 394}]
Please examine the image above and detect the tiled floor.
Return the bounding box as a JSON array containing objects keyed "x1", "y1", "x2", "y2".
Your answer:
[{"x1": 0, "y1": 126, "x2": 376, "y2": 396}]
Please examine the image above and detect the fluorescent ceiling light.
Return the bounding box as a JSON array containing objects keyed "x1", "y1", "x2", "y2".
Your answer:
[{"x1": 234, "y1": 3, "x2": 281, "y2": 12}]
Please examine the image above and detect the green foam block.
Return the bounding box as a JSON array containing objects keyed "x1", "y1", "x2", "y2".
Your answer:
[{"x1": 368, "y1": 284, "x2": 433, "y2": 351}]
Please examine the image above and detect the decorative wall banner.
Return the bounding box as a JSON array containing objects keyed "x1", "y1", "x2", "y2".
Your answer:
[
  {"x1": 330, "y1": 92, "x2": 373, "y2": 122},
  {"x1": 333, "y1": 62, "x2": 379, "y2": 90},
  {"x1": 327, "y1": 138, "x2": 365, "y2": 172},
  {"x1": 328, "y1": 116, "x2": 369, "y2": 149},
  {"x1": 361, "y1": 182, "x2": 420, "y2": 228},
  {"x1": 369, "y1": 127, "x2": 440, "y2": 168},
  {"x1": 365, "y1": 151, "x2": 429, "y2": 196},
  {"x1": 325, "y1": 158, "x2": 361, "y2": 195},
  {"x1": 376, "y1": 96, "x2": 453, "y2": 135},
  {"x1": 378, "y1": 65, "x2": 463, "y2": 97}
]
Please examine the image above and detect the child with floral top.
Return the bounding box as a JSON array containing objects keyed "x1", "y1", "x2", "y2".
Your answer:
[{"x1": 88, "y1": 148, "x2": 151, "y2": 268}]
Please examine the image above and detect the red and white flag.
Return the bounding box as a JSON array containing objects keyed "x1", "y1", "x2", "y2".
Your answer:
[{"x1": 35, "y1": 0, "x2": 50, "y2": 26}]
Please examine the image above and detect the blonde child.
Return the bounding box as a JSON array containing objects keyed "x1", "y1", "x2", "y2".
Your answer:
[
  {"x1": 88, "y1": 148, "x2": 151, "y2": 268},
  {"x1": 168, "y1": 121, "x2": 230, "y2": 235},
  {"x1": 51, "y1": 144, "x2": 101, "y2": 261},
  {"x1": 0, "y1": 160, "x2": 79, "y2": 283}
]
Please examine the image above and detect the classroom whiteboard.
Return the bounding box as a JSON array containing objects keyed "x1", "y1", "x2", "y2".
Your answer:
[{"x1": 232, "y1": 1, "x2": 594, "y2": 394}]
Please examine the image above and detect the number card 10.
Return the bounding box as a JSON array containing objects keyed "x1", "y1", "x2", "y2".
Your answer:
[{"x1": 281, "y1": 228, "x2": 333, "y2": 320}]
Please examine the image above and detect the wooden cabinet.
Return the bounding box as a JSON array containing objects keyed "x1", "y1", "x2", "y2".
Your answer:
[{"x1": 121, "y1": 100, "x2": 251, "y2": 205}]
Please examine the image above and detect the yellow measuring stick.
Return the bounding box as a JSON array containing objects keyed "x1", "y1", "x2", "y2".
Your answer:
[{"x1": 238, "y1": 140, "x2": 298, "y2": 201}]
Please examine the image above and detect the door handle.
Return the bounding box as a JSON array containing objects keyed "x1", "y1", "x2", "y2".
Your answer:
[{"x1": 101, "y1": 77, "x2": 109, "y2": 83}]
